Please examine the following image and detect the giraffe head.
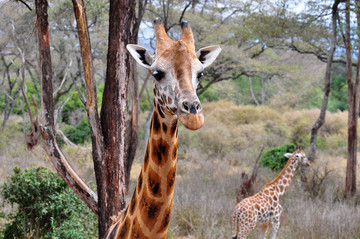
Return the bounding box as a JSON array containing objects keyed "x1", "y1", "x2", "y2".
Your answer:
[
  {"x1": 284, "y1": 146, "x2": 310, "y2": 166},
  {"x1": 127, "y1": 18, "x2": 221, "y2": 130}
]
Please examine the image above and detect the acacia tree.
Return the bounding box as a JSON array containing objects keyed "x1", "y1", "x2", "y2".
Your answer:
[{"x1": 33, "y1": 0, "x2": 136, "y2": 237}]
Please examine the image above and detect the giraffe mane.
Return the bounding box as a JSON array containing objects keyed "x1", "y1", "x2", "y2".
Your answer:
[{"x1": 262, "y1": 150, "x2": 297, "y2": 190}]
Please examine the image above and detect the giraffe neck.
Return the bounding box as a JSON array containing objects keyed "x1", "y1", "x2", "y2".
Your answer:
[
  {"x1": 266, "y1": 157, "x2": 298, "y2": 196},
  {"x1": 108, "y1": 106, "x2": 179, "y2": 239}
]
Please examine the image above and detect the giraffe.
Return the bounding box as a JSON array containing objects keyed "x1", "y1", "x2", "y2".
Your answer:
[
  {"x1": 231, "y1": 146, "x2": 310, "y2": 239},
  {"x1": 104, "y1": 18, "x2": 221, "y2": 239}
]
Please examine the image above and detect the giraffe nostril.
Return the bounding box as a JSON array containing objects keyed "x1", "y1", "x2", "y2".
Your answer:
[
  {"x1": 183, "y1": 102, "x2": 189, "y2": 111},
  {"x1": 195, "y1": 102, "x2": 201, "y2": 111}
]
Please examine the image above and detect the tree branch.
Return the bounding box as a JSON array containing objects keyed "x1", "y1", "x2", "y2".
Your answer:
[
  {"x1": 17, "y1": 0, "x2": 32, "y2": 11},
  {"x1": 35, "y1": 0, "x2": 98, "y2": 215},
  {"x1": 72, "y1": 0, "x2": 104, "y2": 165}
]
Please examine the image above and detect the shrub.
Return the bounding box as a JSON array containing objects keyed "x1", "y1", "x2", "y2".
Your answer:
[
  {"x1": 0, "y1": 81, "x2": 40, "y2": 115},
  {"x1": 290, "y1": 117, "x2": 311, "y2": 146},
  {"x1": 328, "y1": 76, "x2": 348, "y2": 112},
  {"x1": 259, "y1": 143, "x2": 296, "y2": 170},
  {"x1": 198, "y1": 127, "x2": 231, "y2": 157},
  {"x1": 0, "y1": 167, "x2": 97, "y2": 238},
  {"x1": 198, "y1": 84, "x2": 220, "y2": 102},
  {"x1": 139, "y1": 92, "x2": 151, "y2": 111},
  {"x1": 63, "y1": 120, "x2": 91, "y2": 144}
]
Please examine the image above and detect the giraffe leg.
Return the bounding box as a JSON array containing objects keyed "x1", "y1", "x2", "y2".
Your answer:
[
  {"x1": 237, "y1": 224, "x2": 255, "y2": 239},
  {"x1": 231, "y1": 208, "x2": 239, "y2": 239},
  {"x1": 270, "y1": 205, "x2": 282, "y2": 239},
  {"x1": 270, "y1": 220, "x2": 280, "y2": 239},
  {"x1": 237, "y1": 216, "x2": 256, "y2": 239},
  {"x1": 261, "y1": 225, "x2": 269, "y2": 239}
]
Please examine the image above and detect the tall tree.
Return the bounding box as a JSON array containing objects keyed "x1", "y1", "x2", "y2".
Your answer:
[
  {"x1": 307, "y1": 0, "x2": 340, "y2": 162},
  {"x1": 33, "y1": 0, "x2": 136, "y2": 237},
  {"x1": 98, "y1": 0, "x2": 136, "y2": 235},
  {"x1": 344, "y1": 0, "x2": 360, "y2": 198}
]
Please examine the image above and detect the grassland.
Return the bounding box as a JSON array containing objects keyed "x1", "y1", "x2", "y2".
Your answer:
[{"x1": 1, "y1": 101, "x2": 360, "y2": 238}]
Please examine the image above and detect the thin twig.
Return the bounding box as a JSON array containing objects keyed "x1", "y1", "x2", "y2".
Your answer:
[{"x1": 17, "y1": 0, "x2": 32, "y2": 11}]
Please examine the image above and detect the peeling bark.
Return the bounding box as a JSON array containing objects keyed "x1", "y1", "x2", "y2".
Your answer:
[
  {"x1": 99, "y1": 0, "x2": 136, "y2": 236},
  {"x1": 35, "y1": 0, "x2": 98, "y2": 215}
]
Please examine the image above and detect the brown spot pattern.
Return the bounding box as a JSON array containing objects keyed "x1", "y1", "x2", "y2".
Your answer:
[
  {"x1": 162, "y1": 122, "x2": 167, "y2": 133},
  {"x1": 144, "y1": 147, "x2": 149, "y2": 172},
  {"x1": 170, "y1": 120, "x2": 178, "y2": 137},
  {"x1": 148, "y1": 165, "x2": 162, "y2": 197},
  {"x1": 118, "y1": 217, "x2": 130, "y2": 238},
  {"x1": 167, "y1": 165, "x2": 176, "y2": 195},
  {"x1": 130, "y1": 189, "x2": 137, "y2": 215},
  {"x1": 172, "y1": 144, "x2": 177, "y2": 159},
  {"x1": 131, "y1": 217, "x2": 149, "y2": 239},
  {"x1": 151, "y1": 138, "x2": 170, "y2": 166},
  {"x1": 170, "y1": 107, "x2": 177, "y2": 114},
  {"x1": 157, "y1": 104, "x2": 165, "y2": 118},
  {"x1": 139, "y1": 189, "x2": 164, "y2": 231},
  {"x1": 157, "y1": 204, "x2": 172, "y2": 234},
  {"x1": 137, "y1": 171, "x2": 143, "y2": 192},
  {"x1": 152, "y1": 112, "x2": 161, "y2": 133}
]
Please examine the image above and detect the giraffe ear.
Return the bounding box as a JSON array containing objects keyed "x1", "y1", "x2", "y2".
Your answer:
[
  {"x1": 126, "y1": 44, "x2": 154, "y2": 69},
  {"x1": 284, "y1": 153, "x2": 292, "y2": 158},
  {"x1": 196, "y1": 45, "x2": 221, "y2": 68}
]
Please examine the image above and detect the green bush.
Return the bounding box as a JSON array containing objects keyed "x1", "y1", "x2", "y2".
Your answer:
[
  {"x1": 198, "y1": 84, "x2": 220, "y2": 102},
  {"x1": 328, "y1": 76, "x2": 348, "y2": 112},
  {"x1": 63, "y1": 120, "x2": 91, "y2": 144},
  {"x1": 139, "y1": 92, "x2": 151, "y2": 112},
  {"x1": 0, "y1": 81, "x2": 40, "y2": 115},
  {"x1": 259, "y1": 143, "x2": 297, "y2": 170},
  {"x1": 0, "y1": 167, "x2": 97, "y2": 239}
]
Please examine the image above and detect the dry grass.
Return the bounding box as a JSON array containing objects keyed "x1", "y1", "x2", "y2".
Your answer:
[
  {"x1": 2, "y1": 102, "x2": 360, "y2": 239},
  {"x1": 0, "y1": 115, "x2": 95, "y2": 184},
  {"x1": 164, "y1": 151, "x2": 360, "y2": 239}
]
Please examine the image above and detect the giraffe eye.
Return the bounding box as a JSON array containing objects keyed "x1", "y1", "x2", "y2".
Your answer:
[{"x1": 152, "y1": 70, "x2": 164, "y2": 81}]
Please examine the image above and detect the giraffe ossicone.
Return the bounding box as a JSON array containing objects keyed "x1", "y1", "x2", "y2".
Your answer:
[
  {"x1": 232, "y1": 146, "x2": 310, "y2": 239},
  {"x1": 105, "y1": 18, "x2": 221, "y2": 239}
]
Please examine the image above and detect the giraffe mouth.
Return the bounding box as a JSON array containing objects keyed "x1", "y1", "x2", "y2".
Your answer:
[{"x1": 178, "y1": 111, "x2": 204, "y2": 130}]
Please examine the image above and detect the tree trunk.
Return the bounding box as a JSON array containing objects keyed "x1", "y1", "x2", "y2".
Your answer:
[
  {"x1": 1, "y1": 56, "x2": 16, "y2": 130},
  {"x1": 308, "y1": 0, "x2": 339, "y2": 162},
  {"x1": 345, "y1": 0, "x2": 360, "y2": 198},
  {"x1": 248, "y1": 76, "x2": 259, "y2": 105},
  {"x1": 99, "y1": 0, "x2": 136, "y2": 236},
  {"x1": 35, "y1": 0, "x2": 98, "y2": 215},
  {"x1": 305, "y1": 0, "x2": 340, "y2": 184},
  {"x1": 260, "y1": 76, "x2": 269, "y2": 105}
]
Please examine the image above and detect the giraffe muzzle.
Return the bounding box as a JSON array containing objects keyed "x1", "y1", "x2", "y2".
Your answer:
[{"x1": 178, "y1": 100, "x2": 204, "y2": 130}]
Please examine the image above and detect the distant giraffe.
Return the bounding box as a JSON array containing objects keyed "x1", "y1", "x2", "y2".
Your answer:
[
  {"x1": 104, "y1": 18, "x2": 221, "y2": 239},
  {"x1": 232, "y1": 146, "x2": 310, "y2": 239}
]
